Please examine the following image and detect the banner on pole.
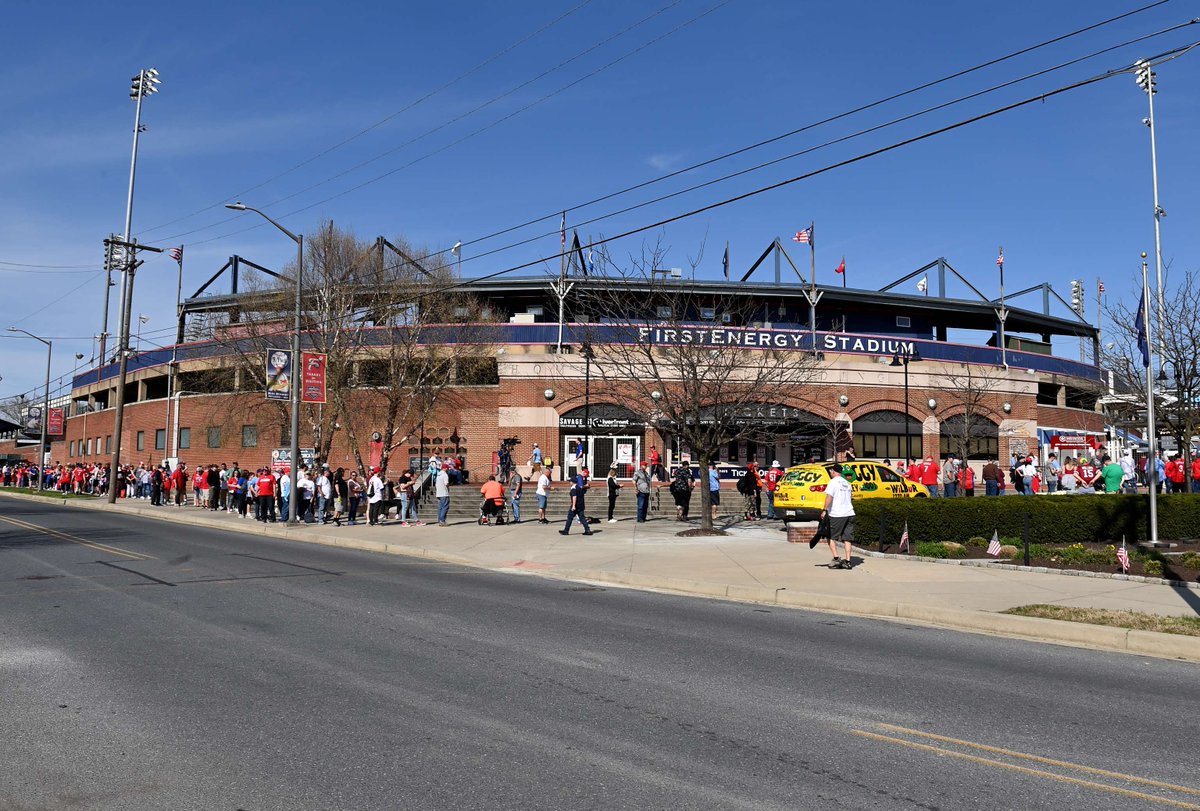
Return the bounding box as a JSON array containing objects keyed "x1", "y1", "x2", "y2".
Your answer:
[
  {"x1": 301, "y1": 351, "x2": 327, "y2": 404},
  {"x1": 265, "y1": 350, "x2": 292, "y2": 401},
  {"x1": 271, "y1": 447, "x2": 316, "y2": 473},
  {"x1": 46, "y1": 407, "x2": 64, "y2": 435},
  {"x1": 20, "y1": 406, "x2": 42, "y2": 435}
]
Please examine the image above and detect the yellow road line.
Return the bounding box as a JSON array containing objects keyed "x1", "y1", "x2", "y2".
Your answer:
[
  {"x1": 0, "y1": 514, "x2": 153, "y2": 561},
  {"x1": 851, "y1": 730, "x2": 1200, "y2": 810},
  {"x1": 877, "y1": 723, "x2": 1200, "y2": 797}
]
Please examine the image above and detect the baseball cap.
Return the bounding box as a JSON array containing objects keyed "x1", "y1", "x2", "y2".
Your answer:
[
  {"x1": 372, "y1": 466, "x2": 381, "y2": 473},
  {"x1": 771, "y1": 460, "x2": 781, "y2": 468}
]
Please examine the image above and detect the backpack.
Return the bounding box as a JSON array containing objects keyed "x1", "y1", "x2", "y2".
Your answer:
[{"x1": 736, "y1": 473, "x2": 754, "y2": 495}]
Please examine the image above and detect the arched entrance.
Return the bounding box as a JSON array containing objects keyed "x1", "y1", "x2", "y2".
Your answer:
[
  {"x1": 661, "y1": 405, "x2": 842, "y2": 468},
  {"x1": 559, "y1": 403, "x2": 645, "y2": 479},
  {"x1": 939, "y1": 414, "x2": 999, "y2": 460},
  {"x1": 853, "y1": 409, "x2": 923, "y2": 461}
]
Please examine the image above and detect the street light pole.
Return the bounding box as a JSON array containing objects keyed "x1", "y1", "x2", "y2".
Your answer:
[
  {"x1": 7, "y1": 328, "x2": 52, "y2": 490},
  {"x1": 891, "y1": 347, "x2": 922, "y2": 464},
  {"x1": 581, "y1": 342, "x2": 595, "y2": 471},
  {"x1": 226, "y1": 202, "x2": 303, "y2": 523},
  {"x1": 1141, "y1": 254, "x2": 1160, "y2": 545}
]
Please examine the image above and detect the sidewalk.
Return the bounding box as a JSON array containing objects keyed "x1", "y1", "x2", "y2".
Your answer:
[{"x1": 5, "y1": 492, "x2": 1199, "y2": 662}]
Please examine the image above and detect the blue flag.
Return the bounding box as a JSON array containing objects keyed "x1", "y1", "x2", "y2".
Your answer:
[{"x1": 1135, "y1": 287, "x2": 1150, "y2": 369}]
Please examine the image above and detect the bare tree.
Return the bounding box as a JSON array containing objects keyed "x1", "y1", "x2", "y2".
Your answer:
[
  {"x1": 574, "y1": 239, "x2": 823, "y2": 532},
  {"x1": 939, "y1": 364, "x2": 1004, "y2": 464},
  {"x1": 1105, "y1": 268, "x2": 1200, "y2": 486},
  {"x1": 200, "y1": 223, "x2": 498, "y2": 473}
]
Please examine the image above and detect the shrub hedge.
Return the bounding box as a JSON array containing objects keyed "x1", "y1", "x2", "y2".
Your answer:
[{"x1": 855, "y1": 494, "x2": 1200, "y2": 546}]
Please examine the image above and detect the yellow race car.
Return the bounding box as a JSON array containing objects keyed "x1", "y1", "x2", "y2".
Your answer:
[{"x1": 774, "y1": 461, "x2": 930, "y2": 522}]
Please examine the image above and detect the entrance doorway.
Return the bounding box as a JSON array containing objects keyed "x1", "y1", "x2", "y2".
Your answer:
[{"x1": 563, "y1": 435, "x2": 642, "y2": 480}]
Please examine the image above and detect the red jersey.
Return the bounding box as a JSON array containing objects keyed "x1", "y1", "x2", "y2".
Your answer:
[
  {"x1": 919, "y1": 461, "x2": 940, "y2": 486},
  {"x1": 1192, "y1": 458, "x2": 1200, "y2": 481},
  {"x1": 1170, "y1": 461, "x2": 1186, "y2": 484},
  {"x1": 257, "y1": 473, "x2": 276, "y2": 496},
  {"x1": 765, "y1": 468, "x2": 781, "y2": 492}
]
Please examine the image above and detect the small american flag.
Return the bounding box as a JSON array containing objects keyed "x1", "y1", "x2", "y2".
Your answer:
[
  {"x1": 1116, "y1": 540, "x2": 1130, "y2": 572},
  {"x1": 169, "y1": 246, "x2": 183, "y2": 263},
  {"x1": 995, "y1": 248, "x2": 1004, "y2": 268},
  {"x1": 793, "y1": 228, "x2": 811, "y2": 245},
  {"x1": 986, "y1": 530, "x2": 1002, "y2": 556},
  {"x1": 899, "y1": 521, "x2": 909, "y2": 552}
]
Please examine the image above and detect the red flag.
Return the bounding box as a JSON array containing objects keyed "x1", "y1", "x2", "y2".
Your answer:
[{"x1": 834, "y1": 258, "x2": 845, "y2": 274}]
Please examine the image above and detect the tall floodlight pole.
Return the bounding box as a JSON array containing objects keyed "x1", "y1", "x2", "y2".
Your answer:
[
  {"x1": 1141, "y1": 253, "x2": 1159, "y2": 545},
  {"x1": 1135, "y1": 59, "x2": 1166, "y2": 375},
  {"x1": 226, "y1": 202, "x2": 303, "y2": 524},
  {"x1": 7, "y1": 328, "x2": 52, "y2": 490},
  {"x1": 105, "y1": 68, "x2": 160, "y2": 365}
]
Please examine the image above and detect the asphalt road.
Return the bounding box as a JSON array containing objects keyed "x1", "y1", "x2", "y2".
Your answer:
[{"x1": 1, "y1": 496, "x2": 1198, "y2": 811}]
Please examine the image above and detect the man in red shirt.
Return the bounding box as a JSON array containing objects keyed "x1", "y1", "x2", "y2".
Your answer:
[
  {"x1": 1168, "y1": 457, "x2": 1186, "y2": 494},
  {"x1": 171, "y1": 464, "x2": 187, "y2": 506},
  {"x1": 919, "y1": 456, "x2": 941, "y2": 497},
  {"x1": 256, "y1": 468, "x2": 277, "y2": 522},
  {"x1": 1191, "y1": 456, "x2": 1200, "y2": 494},
  {"x1": 765, "y1": 461, "x2": 783, "y2": 519}
]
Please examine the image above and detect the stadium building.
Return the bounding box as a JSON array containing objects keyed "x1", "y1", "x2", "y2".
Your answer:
[{"x1": 2, "y1": 246, "x2": 1106, "y2": 479}]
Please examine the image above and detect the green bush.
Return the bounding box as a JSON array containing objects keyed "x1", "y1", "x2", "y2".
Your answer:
[
  {"x1": 856, "y1": 494, "x2": 1200, "y2": 546},
  {"x1": 1180, "y1": 552, "x2": 1200, "y2": 569},
  {"x1": 913, "y1": 542, "x2": 966, "y2": 558},
  {"x1": 1144, "y1": 559, "x2": 1164, "y2": 578},
  {"x1": 966, "y1": 536, "x2": 989, "y2": 548}
]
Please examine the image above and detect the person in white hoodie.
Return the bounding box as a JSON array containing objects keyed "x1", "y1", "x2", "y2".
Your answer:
[{"x1": 367, "y1": 467, "x2": 386, "y2": 526}]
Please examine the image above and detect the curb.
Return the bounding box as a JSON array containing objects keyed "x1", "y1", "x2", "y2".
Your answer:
[
  {"x1": 854, "y1": 546, "x2": 1200, "y2": 593},
  {"x1": 5, "y1": 491, "x2": 1200, "y2": 663}
]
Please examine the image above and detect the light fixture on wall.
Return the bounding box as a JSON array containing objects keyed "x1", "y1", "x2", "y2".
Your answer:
[
  {"x1": 543, "y1": 388, "x2": 556, "y2": 401},
  {"x1": 838, "y1": 394, "x2": 850, "y2": 407},
  {"x1": 927, "y1": 398, "x2": 938, "y2": 410},
  {"x1": 1002, "y1": 402, "x2": 1012, "y2": 413}
]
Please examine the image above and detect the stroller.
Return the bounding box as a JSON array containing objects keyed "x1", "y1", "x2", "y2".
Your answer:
[{"x1": 478, "y1": 496, "x2": 508, "y2": 525}]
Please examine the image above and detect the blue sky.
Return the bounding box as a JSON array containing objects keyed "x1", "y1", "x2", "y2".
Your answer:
[{"x1": 1, "y1": 0, "x2": 1198, "y2": 400}]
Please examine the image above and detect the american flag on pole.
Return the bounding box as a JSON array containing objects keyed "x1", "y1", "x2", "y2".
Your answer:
[
  {"x1": 169, "y1": 246, "x2": 183, "y2": 263},
  {"x1": 792, "y1": 228, "x2": 811, "y2": 245},
  {"x1": 899, "y1": 521, "x2": 909, "y2": 552},
  {"x1": 1098, "y1": 280, "x2": 1105, "y2": 294},
  {"x1": 560, "y1": 212, "x2": 566, "y2": 248},
  {"x1": 1116, "y1": 539, "x2": 1130, "y2": 572},
  {"x1": 986, "y1": 530, "x2": 1002, "y2": 557},
  {"x1": 996, "y1": 248, "x2": 1004, "y2": 268}
]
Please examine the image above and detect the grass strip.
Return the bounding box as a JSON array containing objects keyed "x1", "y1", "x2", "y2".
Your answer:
[{"x1": 1005, "y1": 604, "x2": 1200, "y2": 637}]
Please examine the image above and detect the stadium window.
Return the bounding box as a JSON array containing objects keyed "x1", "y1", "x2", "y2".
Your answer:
[
  {"x1": 656, "y1": 306, "x2": 673, "y2": 319},
  {"x1": 69, "y1": 440, "x2": 75, "y2": 457},
  {"x1": 700, "y1": 307, "x2": 716, "y2": 321},
  {"x1": 155, "y1": 429, "x2": 166, "y2": 450},
  {"x1": 87, "y1": 438, "x2": 93, "y2": 455},
  {"x1": 242, "y1": 425, "x2": 258, "y2": 448},
  {"x1": 207, "y1": 427, "x2": 221, "y2": 448},
  {"x1": 105, "y1": 435, "x2": 112, "y2": 454},
  {"x1": 896, "y1": 316, "x2": 911, "y2": 328},
  {"x1": 136, "y1": 431, "x2": 144, "y2": 452},
  {"x1": 179, "y1": 428, "x2": 190, "y2": 450}
]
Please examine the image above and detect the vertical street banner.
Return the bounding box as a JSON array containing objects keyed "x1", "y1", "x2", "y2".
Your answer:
[
  {"x1": 301, "y1": 351, "x2": 327, "y2": 404},
  {"x1": 266, "y1": 350, "x2": 292, "y2": 401},
  {"x1": 21, "y1": 406, "x2": 42, "y2": 434},
  {"x1": 46, "y1": 408, "x2": 64, "y2": 435}
]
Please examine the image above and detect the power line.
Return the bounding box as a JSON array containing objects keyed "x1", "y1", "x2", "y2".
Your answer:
[
  {"x1": 173, "y1": 0, "x2": 1174, "y2": 260},
  {"x1": 178, "y1": 46, "x2": 1191, "y2": 347},
  {"x1": 135, "y1": 0, "x2": 599, "y2": 238},
  {"x1": 0, "y1": 260, "x2": 101, "y2": 271},
  {"x1": 442, "y1": 16, "x2": 1200, "y2": 271}
]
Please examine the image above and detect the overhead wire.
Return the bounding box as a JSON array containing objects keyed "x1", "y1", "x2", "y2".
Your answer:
[
  {"x1": 136, "y1": 0, "x2": 600, "y2": 237},
  {"x1": 165, "y1": 43, "x2": 1200, "y2": 348},
  {"x1": 154, "y1": 0, "x2": 1167, "y2": 251},
  {"x1": 434, "y1": 16, "x2": 1200, "y2": 270}
]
